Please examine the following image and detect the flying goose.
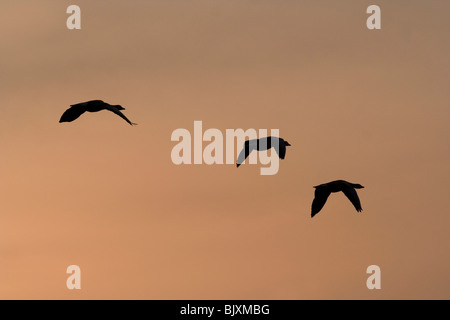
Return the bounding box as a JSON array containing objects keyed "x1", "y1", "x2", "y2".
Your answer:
[
  {"x1": 311, "y1": 180, "x2": 364, "y2": 217},
  {"x1": 236, "y1": 136, "x2": 291, "y2": 167},
  {"x1": 59, "y1": 100, "x2": 137, "y2": 125}
]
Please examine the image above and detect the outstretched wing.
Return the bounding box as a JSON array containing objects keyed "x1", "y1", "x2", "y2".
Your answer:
[
  {"x1": 236, "y1": 141, "x2": 250, "y2": 167},
  {"x1": 311, "y1": 188, "x2": 331, "y2": 217},
  {"x1": 106, "y1": 106, "x2": 137, "y2": 125},
  {"x1": 342, "y1": 187, "x2": 363, "y2": 212},
  {"x1": 236, "y1": 140, "x2": 256, "y2": 167},
  {"x1": 59, "y1": 105, "x2": 86, "y2": 123}
]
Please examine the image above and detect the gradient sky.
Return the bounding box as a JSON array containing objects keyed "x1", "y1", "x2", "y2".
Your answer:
[{"x1": 0, "y1": 0, "x2": 449, "y2": 299}]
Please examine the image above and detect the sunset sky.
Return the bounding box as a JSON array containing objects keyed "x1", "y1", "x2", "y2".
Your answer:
[{"x1": 0, "y1": 0, "x2": 449, "y2": 299}]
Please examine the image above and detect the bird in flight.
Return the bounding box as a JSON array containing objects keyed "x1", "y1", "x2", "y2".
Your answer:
[
  {"x1": 311, "y1": 180, "x2": 364, "y2": 218},
  {"x1": 59, "y1": 100, "x2": 137, "y2": 125},
  {"x1": 236, "y1": 136, "x2": 291, "y2": 167}
]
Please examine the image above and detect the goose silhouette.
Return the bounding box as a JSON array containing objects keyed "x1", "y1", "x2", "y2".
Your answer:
[
  {"x1": 236, "y1": 136, "x2": 291, "y2": 167},
  {"x1": 311, "y1": 180, "x2": 364, "y2": 217},
  {"x1": 59, "y1": 100, "x2": 137, "y2": 125}
]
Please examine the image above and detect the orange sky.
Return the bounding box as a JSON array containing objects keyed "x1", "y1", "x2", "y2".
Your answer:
[{"x1": 0, "y1": 0, "x2": 449, "y2": 299}]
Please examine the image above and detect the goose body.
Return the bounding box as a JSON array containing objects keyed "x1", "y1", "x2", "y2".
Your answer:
[
  {"x1": 311, "y1": 180, "x2": 364, "y2": 217},
  {"x1": 59, "y1": 100, "x2": 137, "y2": 125},
  {"x1": 236, "y1": 136, "x2": 291, "y2": 167}
]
